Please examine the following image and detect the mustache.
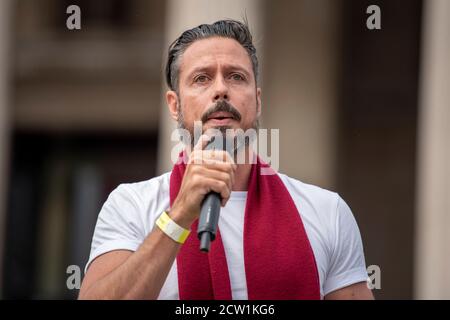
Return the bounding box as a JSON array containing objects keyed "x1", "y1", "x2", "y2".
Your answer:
[{"x1": 201, "y1": 100, "x2": 242, "y2": 123}]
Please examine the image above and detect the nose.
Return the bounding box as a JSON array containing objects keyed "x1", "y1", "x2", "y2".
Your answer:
[{"x1": 213, "y1": 76, "x2": 229, "y2": 102}]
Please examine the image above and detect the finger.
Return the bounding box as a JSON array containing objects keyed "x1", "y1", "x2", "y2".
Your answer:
[
  {"x1": 189, "y1": 155, "x2": 237, "y2": 172},
  {"x1": 188, "y1": 166, "x2": 233, "y2": 193},
  {"x1": 195, "y1": 174, "x2": 231, "y2": 201},
  {"x1": 221, "y1": 198, "x2": 228, "y2": 207},
  {"x1": 202, "y1": 162, "x2": 236, "y2": 183},
  {"x1": 190, "y1": 135, "x2": 212, "y2": 164},
  {"x1": 203, "y1": 178, "x2": 230, "y2": 205},
  {"x1": 199, "y1": 150, "x2": 236, "y2": 165},
  {"x1": 200, "y1": 167, "x2": 233, "y2": 191},
  {"x1": 188, "y1": 162, "x2": 235, "y2": 191},
  {"x1": 193, "y1": 134, "x2": 212, "y2": 152}
]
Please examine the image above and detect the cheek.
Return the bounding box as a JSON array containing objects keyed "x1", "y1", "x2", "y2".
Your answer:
[
  {"x1": 242, "y1": 109, "x2": 258, "y2": 125},
  {"x1": 236, "y1": 91, "x2": 258, "y2": 117},
  {"x1": 180, "y1": 94, "x2": 205, "y2": 120}
]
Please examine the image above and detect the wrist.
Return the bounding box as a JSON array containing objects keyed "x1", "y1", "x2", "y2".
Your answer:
[
  {"x1": 167, "y1": 207, "x2": 195, "y2": 230},
  {"x1": 156, "y1": 211, "x2": 191, "y2": 244}
]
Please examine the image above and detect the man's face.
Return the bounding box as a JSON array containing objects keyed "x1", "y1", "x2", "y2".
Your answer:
[{"x1": 167, "y1": 37, "x2": 261, "y2": 138}]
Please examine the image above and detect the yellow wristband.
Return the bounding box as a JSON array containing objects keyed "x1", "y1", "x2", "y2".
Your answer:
[{"x1": 156, "y1": 211, "x2": 191, "y2": 244}]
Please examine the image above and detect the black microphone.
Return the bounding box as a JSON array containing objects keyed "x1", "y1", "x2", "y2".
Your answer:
[{"x1": 197, "y1": 134, "x2": 228, "y2": 252}]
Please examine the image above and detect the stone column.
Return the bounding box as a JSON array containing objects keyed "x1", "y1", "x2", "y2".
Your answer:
[
  {"x1": 0, "y1": 0, "x2": 13, "y2": 297},
  {"x1": 261, "y1": 0, "x2": 342, "y2": 188},
  {"x1": 415, "y1": 0, "x2": 450, "y2": 299}
]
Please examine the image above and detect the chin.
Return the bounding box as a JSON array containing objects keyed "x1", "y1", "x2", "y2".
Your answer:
[{"x1": 204, "y1": 124, "x2": 239, "y2": 134}]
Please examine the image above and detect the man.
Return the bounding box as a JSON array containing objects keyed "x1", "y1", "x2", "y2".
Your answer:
[{"x1": 79, "y1": 20, "x2": 373, "y2": 300}]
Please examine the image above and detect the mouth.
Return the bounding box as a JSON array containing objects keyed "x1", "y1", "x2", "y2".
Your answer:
[{"x1": 207, "y1": 112, "x2": 236, "y2": 122}]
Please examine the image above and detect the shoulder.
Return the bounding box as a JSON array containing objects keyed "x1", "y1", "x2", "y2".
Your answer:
[
  {"x1": 276, "y1": 173, "x2": 354, "y2": 274},
  {"x1": 277, "y1": 173, "x2": 341, "y2": 220},
  {"x1": 277, "y1": 172, "x2": 343, "y2": 251},
  {"x1": 86, "y1": 172, "x2": 172, "y2": 272},
  {"x1": 112, "y1": 172, "x2": 171, "y2": 205},
  {"x1": 277, "y1": 173, "x2": 358, "y2": 235},
  {"x1": 104, "y1": 172, "x2": 172, "y2": 233}
]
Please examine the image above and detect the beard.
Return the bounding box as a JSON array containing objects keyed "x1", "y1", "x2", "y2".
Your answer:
[{"x1": 177, "y1": 99, "x2": 260, "y2": 152}]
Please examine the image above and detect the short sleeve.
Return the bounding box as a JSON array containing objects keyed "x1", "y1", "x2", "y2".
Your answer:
[
  {"x1": 84, "y1": 184, "x2": 146, "y2": 274},
  {"x1": 323, "y1": 196, "x2": 369, "y2": 296}
]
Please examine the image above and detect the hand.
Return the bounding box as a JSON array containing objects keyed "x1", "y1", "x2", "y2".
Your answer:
[{"x1": 169, "y1": 134, "x2": 236, "y2": 229}]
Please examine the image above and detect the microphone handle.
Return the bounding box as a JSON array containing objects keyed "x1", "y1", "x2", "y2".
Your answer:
[{"x1": 197, "y1": 191, "x2": 222, "y2": 252}]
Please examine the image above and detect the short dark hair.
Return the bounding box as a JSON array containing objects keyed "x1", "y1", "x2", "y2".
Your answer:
[{"x1": 165, "y1": 19, "x2": 259, "y2": 91}]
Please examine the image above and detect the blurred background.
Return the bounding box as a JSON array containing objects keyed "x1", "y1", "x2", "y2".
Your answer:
[{"x1": 0, "y1": 0, "x2": 448, "y2": 299}]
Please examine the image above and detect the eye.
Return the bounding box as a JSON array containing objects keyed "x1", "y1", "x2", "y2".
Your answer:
[
  {"x1": 230, "y1": 73, "x2": 245, "y2": 81},
  {"x1": 194, "y1": 75, "x2": 209, "y2": 83}
]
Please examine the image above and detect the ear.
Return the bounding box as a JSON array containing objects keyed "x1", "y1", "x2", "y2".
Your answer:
[
  {"x1": 256, "y1": 87, "x2": 262, "y2": 117},
  {"x1": 166, "y1": 90, "x2": 180, "y2": 121}
]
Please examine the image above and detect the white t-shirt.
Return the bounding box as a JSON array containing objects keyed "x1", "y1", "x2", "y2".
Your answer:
[{"x1": 86, "y1": 172, "x2": 368, "y2": 299}]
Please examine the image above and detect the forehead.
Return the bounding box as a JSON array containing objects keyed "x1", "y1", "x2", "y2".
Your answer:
[{"x1": 179, "y1": 37, "x2": 253, "y2": 75}]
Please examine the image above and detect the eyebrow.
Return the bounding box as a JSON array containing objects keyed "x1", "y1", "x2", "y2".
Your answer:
[{"x1": 186, "y1": 63, "x2": 252, "y2": 79}]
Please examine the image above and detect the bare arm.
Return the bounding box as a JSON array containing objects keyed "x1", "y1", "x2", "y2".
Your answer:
[
  {"x1": 324, "y1": 282, "x2": 374, "y2": 300},
  {"x1": 79, "y1": 223, "x2": 182, "y2": 300}
]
